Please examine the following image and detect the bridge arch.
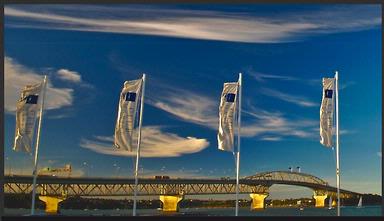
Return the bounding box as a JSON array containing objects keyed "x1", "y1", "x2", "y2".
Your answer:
[
  {"x1": 244, "y1": 171, "x2": 330, "y2": 209},
  {"x1": 244, "y1": 171, "x2": 328, "y2": 187}
]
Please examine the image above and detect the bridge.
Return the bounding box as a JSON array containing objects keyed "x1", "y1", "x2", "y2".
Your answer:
[{"x1": 4, "y1": 171, "x2": 361, "y2": 214}]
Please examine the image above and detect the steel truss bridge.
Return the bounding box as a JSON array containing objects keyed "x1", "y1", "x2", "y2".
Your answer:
[{"x1": 4, "y1": 171, "x2": 360, "y2": 198}]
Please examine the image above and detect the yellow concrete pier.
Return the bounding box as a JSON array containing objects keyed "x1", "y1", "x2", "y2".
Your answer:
[
  {"x1": 249, "y1": 193, "x2": 269, "y2": 209},
  {"x1": 332, "y1": 199, "x2": 337, "y2": 207},
  {"x1": 38, "y1": 195, "x2": 66, "y2": 214},
  {"x1": 159, "y1": 195, "x2": 183, "y2": 212},
  {"x1": 313, "y1": 194, "x2": 328, "y2": 207}
]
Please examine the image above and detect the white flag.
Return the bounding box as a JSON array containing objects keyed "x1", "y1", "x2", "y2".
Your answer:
[
  {"x1": 13, "y1": 82, "x2": 43, "y2": 153},
  {"x1": 218, "y1": 82, "x2": 239, "y2": 152},
  {"x1": 114, "y1": 79, "x2": 143, "y2": 151},
  {"x1": 320, "y1": 77, "x2": 335, "y2": 147}
]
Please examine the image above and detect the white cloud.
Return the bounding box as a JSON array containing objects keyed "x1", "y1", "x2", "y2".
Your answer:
[
  {"x1": 260, "y1": 88, "x2": 318, "y2": 107},
  {"x1": 260, "y1": 136, "x2": 282, "y2": 141},
  {"x1": 147, "y1": 88, "x2": 218, "y2": 128},
  {"x1": 241, "y1": 109, "x2": 316, "y2": 138},
  {"x1": 4, "y1": 57, "x2": 74, "y2": 113},
  {"x1": 80, "y1": 126, "x2": 209, "y2": 158},
  {"x1": 377, "y1": 152, "x2": 382, "y2": 158},
  {"x1": 147, "y1": 84, "x2": 317, "y2": 140},
  {"x1": 4, "y1": 5, "x2": 380, "y2": 43},
  {"x1": 57, "y1": 69, "x2": 82, "y2": 83}
]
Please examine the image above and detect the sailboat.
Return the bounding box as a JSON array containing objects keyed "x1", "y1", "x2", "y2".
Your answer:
[
  {"x1": 356, "y1": 196, "x2": 363, "y2": 208},
  {"x1": 327, "y1": 196, "x2": 333, "y2": 210}
]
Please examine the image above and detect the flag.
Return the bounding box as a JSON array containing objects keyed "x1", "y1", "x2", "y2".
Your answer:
[
  {"x1": 114, "y1": 79, "x2": 143, "y2": 151},
  {"x1": 13, "y1": 82, "x2": 43, "y2": 153},
  {"x1": 320, "y1": 77, "x2": 335, "y2": 147},
  {"x1": 218, "y1": 82, "x2": 239, "y2": 152}
]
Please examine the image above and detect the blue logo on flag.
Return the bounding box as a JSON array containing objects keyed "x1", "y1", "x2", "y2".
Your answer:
[
  {"x1": 25, "y1": 95, "x2": 38, "y2": 104},
  {"x1": 325, "y1": 89, "x2": 333, "y2": 98},
  {"x1": 125, "y1": 92, "x2": 136, "y2": 102},
  {"x1": 226, "y1": 93, "x2": 236, "y2": 102}
]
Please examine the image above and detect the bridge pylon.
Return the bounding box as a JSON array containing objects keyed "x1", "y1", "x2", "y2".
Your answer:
[
  {"x1": 38, "y1": 195, "x2": 66, "y2": 214},
  {"x1": 159, "y1": 195, "x2": 184, "y2": 212},
  {"x1": 313, "y1": 191, "x2": 328, "y2": 208},
  {"x1": 249, "y1": 193, "x2": 269, "y2": 210},
  {"x1": 38, "y1": 184, "x2": 68, "y2": 214}
]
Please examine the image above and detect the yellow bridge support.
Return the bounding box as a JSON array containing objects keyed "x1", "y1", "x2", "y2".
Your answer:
[
  {"x1": 332, "y1": 199, "x2": 337, "y2": 207},
  {"x1": 38, "y1": 195, "x2": 66, "y2": 214},
  {"x1": 159, "y1": 195, "x2": 183, "y2": 212},
  {"x1": 249, "y1": 193, "x2": 269, "y2": 210},
  {"x1": 313, "y1": 194, "x2": 328, "y2": 207}
]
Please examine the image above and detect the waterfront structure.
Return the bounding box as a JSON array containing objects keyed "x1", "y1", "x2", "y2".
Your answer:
[{"x1": 4, "y1": 171, "x2": 360, "y2": 214}]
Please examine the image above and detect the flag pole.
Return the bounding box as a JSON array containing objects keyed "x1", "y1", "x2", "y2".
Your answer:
[
  {"x1": 133, "y1": 74, "x2": 146, "y2": 216},
  {"x1": 235, "y1": 73, "x2": 242, "y2": 216},
  {"x1": 335, "y1": 71, "x2": 340, "y2": 216},
  {"x1": 31, "y1": 75, "x2": 47, "y2": 215}
]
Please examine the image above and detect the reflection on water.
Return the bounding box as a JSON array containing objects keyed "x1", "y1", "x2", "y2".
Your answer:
[{"x1": 4, "y1": 206, "x2": 382, "y2": 216}]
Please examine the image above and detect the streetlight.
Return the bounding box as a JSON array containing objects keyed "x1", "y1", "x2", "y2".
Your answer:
[
  {"x1": 83, "y1": 162, "x2": 88, "y2": 177},
  {"x1": 6, "y1": 157, "x2": 11, "y2": 175},
  {"x1": 116, "y1": 167, "x2": 120, "y2": 178},
  {"x1": 113, "y1": 163, "x2": 120, "y2": 178},
  {"x1": 89, "y1": 164, "x2": 93, "y2": 177}
]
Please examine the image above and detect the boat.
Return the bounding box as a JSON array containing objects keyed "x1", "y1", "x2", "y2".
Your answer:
[
  {"x1": 356, "y1": 196, "x2": 363, "y2": 208},
  {"x1": 327, "y1": 196, "x2": 333, "y2": 210}
]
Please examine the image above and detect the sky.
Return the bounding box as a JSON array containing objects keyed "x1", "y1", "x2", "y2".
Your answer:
[{"x1": 3, "y1": 4, "x2": 382, "y2": 200}]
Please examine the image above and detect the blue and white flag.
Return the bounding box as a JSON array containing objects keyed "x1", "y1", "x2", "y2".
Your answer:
[
  {"x1": 320, "y1": 77, "x2": 335, "y2": 147},
  {"x1": 114, "y1": 79, "x2": 143, "y2": 151},
  {"x1": 13, "y1": 82, "x2": 43, "y2": 153},
  {"x1": 218, "y1": 82, "x2": 239, "y2": 152}
]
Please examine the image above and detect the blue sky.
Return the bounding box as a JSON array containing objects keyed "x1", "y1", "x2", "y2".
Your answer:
[{"x1": 3, "y1": 4, "x2": 381, "y2": 199}]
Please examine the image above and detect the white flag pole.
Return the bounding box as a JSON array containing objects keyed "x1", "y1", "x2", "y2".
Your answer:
[
  {"x1": 335, "y1": 71, "x2": 340, "y2": 216},
  {"x1": 31, "y1": 75, "x2": 47, "y2": 215},
  {"x1": 133, "y1": 74, "x2": 146, "y2": 216},
  {"x1": 235, "y1": 73, "x2": 242, "y2": 216}
]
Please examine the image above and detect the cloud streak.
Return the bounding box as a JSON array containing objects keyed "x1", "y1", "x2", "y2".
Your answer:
[
  {"x1": 146, "y1": 82, "x2": 317, "y2": 140},
  {"x1": 80, "y1": 126, "x2": 209, "y2": 158},
  {"x1": 147, "y1": 86, "x2": 218, "y2": 128},
  {"x1": 249, "y1": 72, "x2": 300, "y2": 82},
  {"x1": 4, "y1": 5, "x2": 381, "y2": 43},
  {"x1": 260, "y1": 88, "x2": 318, "y2": 107},
  {"x1": 4, "y1": 56, "x2": 74, "y2": 113}
]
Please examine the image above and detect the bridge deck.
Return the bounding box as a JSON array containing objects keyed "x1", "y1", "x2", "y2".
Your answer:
[{"x1": 4, "y1": 175, "x2": 361, "y2": 196}]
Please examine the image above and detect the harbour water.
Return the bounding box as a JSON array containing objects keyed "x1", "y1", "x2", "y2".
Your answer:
[{"x1": 4, "y1": 206, "x2": 382, "y2": 216}]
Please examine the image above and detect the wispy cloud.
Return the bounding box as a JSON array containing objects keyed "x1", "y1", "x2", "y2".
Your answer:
[
  {"x1": 340, "y1": 81, "x2": 356, "y2": 90},
  {"x1": 147, "y1": 83, "x2": 317, "y2": 140},
  {"x1": 241, "y1": 108, "x2": 316, "y2": 138},
  {"x1": 246, "y1": 69, "x2": 322, "y2": 87},
  {"x1": 249, "y1": 72, "x2": 300, "y2": 83},
  {"x1": 147, "y1": 87, "x2": 218, "y2": 128},
  {"x1": 4, "y1": 5, "x2": 380, "y2": 43},
  {"x1": 56, "y1": 69, "x2": 82, "y2": 83},
  {"x1": 80, "y1": 126, "x2": 209, "y2": 158},
  {"x1": 4, "y1": 56, "x2": 74, "y2": 113},
  {"x1": 260, "y1": 136, "x2": 282, "y2": 141},
  {"x1": 260, "y1": 88, "x2": 318, "y2": 107}
]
